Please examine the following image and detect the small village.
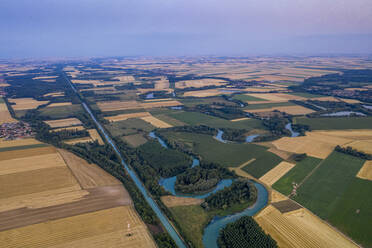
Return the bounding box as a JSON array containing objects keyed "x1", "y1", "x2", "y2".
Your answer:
[{"x1": 0, "y1": 121, "x2": 35, "y2": 140}]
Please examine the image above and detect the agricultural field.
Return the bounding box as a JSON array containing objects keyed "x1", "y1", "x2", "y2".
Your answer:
[
  {"x1": 161, "y1": 131, "x2": 278, "y2": 167},
  {"x1": 259, "y1": 161, "x2": 296, "y2": 186},
  {"x1": 8, "y1": 97, "x2": 49, "y2": 110},
  {"x1": 246, "y1": 105, "x2": 315, "y2": 115},
  {"x1": 39, "y1": 104, "x2": 84, "y2": 119},
  {"x1": 88, "y1": 129, "x2": 104, "y2": 145},
  {"x1": 44, "y1": 117, "x2": 82, "y2": 128},
  {"x1": 0, "y1": 98, "x2": 16, "y2": 124},
  {"x1": 273, "y1": 157, "x2": 322, "y2": 196},
  {"x1": 292, "y1": 152, "x2": 372, "y2": 247},
  {"x1": 175, "y1": 78, "x2": 227, "y2": 89},
  {"x1": 296, "y1": 117, "x2": 372, "y2": 130},
  {"x1": 141, "y1": 115, "x2": 172, "y2": 128},
  {"x1": 105, "y1": 112, "x2": 151, "y2": 122},
  {"x1": 0, "y1": 137, "x2": 155, "y2": 248},
  {"x1": 356, "y1": 161, "x2": 372, "y2": 181},
  {"x1": 97, "y1": 100, "x2": 182, "y2": 112},
  {"x1": 122, "y1": 133, "x2": 148, "y2": 147},
  {"x1": 241, "y1": 152, "x2": 283, "y2": 178}
]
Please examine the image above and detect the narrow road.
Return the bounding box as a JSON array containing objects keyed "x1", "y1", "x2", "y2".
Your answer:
[{"x1": 62, "y1": 73, "x2": 187, "y2": 248}]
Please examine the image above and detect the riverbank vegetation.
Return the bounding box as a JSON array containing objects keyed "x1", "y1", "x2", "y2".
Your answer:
[
  {"x1": 175, "y1": 162, "x2": 235, "y2": 194},
  {"x1": 202, "y1": 180, "x2": 257, "y2": 211}
]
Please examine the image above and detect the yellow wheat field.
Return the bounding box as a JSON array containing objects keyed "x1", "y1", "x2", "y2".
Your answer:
[
  {"x1": 113, "y1": 75, "x2": 135, "y2": 83},
  {"x1": 8, "y1": 98, "x2": 49, "y2": 110},
  {"x1": 43, "y1": 92, "x2": 64, "y2": 97},
  {"x1": 313, "y1": 130, "x2": 372, "y2": 140},
  {"x1": 154, "y1": 77, "x2": 170, "y2": 89},
  {"x1": 0, "y1": 186, "x2": 83, "y2": 212},
  {"x1": 51, "y1": 125, "x2": 85, "y2": 132},
  {"x1": 246, "y1": 93, "x2": 289, "y2": 102},
  {"x1": 32, "y1": 76, "x2": 58, "y2": 80},
  {"x1": 0, "y1": 152, "x2": 66, "y2": 176},
  {"x1": 230, "y1": 117, "x2": 250, "y2": 122},
  {"x1": 255, "y1": 205, "x2": 358, "y2": 248},
  {"x1": 141, "y1": 115, "x2": 172, "y2": 128},
  {"x1": 270, "y1": 190, "x2": 288, "y2": 203},
  {"x1": 0, "y1": 206, "x2": 156, "y2": 248},
  {"x1": 44, "y1": 118, "x2": 82, "y2": 128},
  {"x1": 175, "y1": 79, "x2": 226, "y2": 89},
  {"x1": 0, "y1": 166, "x2": 80, "y2": 199},
  {"x1": 259, "y1": 162, "x2": 296, "y2": 186},
  {"x1": 272, "y1": 132, "x2": 352, "y2": 159},
  {"x1": 246, "y1": 105, "x2": 315, "y2": 115},
  {"x1": 340, "y1": 98, "x2": 361, "y2": 104},
  {"x1": 0, "y1": 102, "x2": 16, "y2": 124},
  {"x1": 356, "y1": 161, "x2": 372, "y2": 181},
  {"x1": 88, "y1": 129, "x2": 104, "y2": 145},
  {"x1": 0, "y1": 138, "x2": 42, "y2": 148},
  {"x1": 343, "y1": 140, "x2": 372, "y2": 154},
  {"x1": 0, "y1": 146, "x2": 56, "y2": 161},
  {"x1": 47, "y1": 102, "x2": 72, "y2": 107},
  {"x1": 97, "y1": 100, "x2": 182, "y2": 112},
  {"x1": 105, "y1": 112, "x2": 151, "y2": 122}
]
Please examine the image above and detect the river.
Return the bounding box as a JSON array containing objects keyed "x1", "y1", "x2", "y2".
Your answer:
[
  {"x1": 64, "y1": 74, "x2": 187, "y2": 248},
  {"x1": 150, "y1": 131, "x2": 269, "y2": 248}
]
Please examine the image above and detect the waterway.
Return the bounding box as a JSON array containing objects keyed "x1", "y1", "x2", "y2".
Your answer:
[
  {"x1": 202, "y1": 182, "x2": 269, "y2": 247},
  {"x1": 321, "y1": 111, "x2": 366, "y2": 117},
  {"x1": 64, "y1": 74, "x2": 187, "y2": 248},
  {"x1": 285, "y1": 123, "x2": 299, "y2": 137}
]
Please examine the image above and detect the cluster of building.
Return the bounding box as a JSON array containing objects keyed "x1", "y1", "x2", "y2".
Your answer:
[{"x1": 0, "y1": 122, "x2": 35, "y2": 140}]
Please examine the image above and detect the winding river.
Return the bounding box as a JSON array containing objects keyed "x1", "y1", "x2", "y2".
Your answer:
[
  {"x1": 150, "y1": 131, "x2": 269, "y2": 248},
  {"x1": 66, "y1": 72, "x2": 268, "y2": 248}
]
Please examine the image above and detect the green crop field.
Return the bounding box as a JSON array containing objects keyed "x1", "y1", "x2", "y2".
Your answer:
[
  {"x1": 39, "y1": 104, "x2": 84, "y2": 119},
  {"x1": 272, "y1": 157, "x2": 322, "y2": 195},
  {"x1": 296, "y1": 117, "x2": 372, "y2": 130},
  {"x1": 162, "y1": 131, "x2": 273, "y2": 167},
  {"x1": 232, "y1": 94, "x2": 266, "y2": 102},
  {"x1": 105, "y1": 118, "x2": 155, "y2": 137},
  {"x1": 293, "y1": 152, "x2": 372, "y2": 247},
  {"x1": 169, "y1": 205, "x2": 211, "y2": 248},
  {"x1": 167, "y1": 111, "x2": 263, "y2": 130},
  {"x1": 180, "y1": 97, "x2": 236, "y2": 107},
  {"x1": 244, "y1": 102, "x2": 295, "y2": 110},
  {"x1": 242, "y1": 154, "x2": 282, "y2": 179}
]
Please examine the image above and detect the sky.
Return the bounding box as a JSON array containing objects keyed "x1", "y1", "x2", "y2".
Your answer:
[{"x1": 1, "y1": 0, "x2": 372, "y2": 58}]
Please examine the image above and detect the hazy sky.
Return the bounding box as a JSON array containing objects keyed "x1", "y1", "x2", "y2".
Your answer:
[{"x1": 1, "y1": 0, "x2": 372, "y2": 58}]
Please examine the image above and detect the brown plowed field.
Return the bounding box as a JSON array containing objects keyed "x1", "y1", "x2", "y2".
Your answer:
[{"x1": 0, "y1": 146, "x2": 55, "y2": 161}]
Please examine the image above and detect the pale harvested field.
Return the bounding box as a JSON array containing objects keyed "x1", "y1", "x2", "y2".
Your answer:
[
  {"x1": 312, "y1": 96, "x2": 340, "y2": 102},
  {"x1": 344, "y1": 140, "x2": 372, "y2": 154},
  {"x1": 88, "y1": 129, "x2": 104, "y2": 145},
  {"x1": 0, "y1": 186, "x2": 83, "y2": 212},
  {"x1": 8, "y1": 98, "x2": 49, "y2": 110},
  {"x1": 312, "y1": 130, "x2": 372, "y2": 140},
  {"x1": 243, "y1": 87, "x2": 281, "y2": 93},
  {"x1": 33, "y1": 76, "x2": 58, "y2": 80},
  {"x1": 144, "y1": 98, "x2": 173, "y2": 102},
  {"x1": 97, "y1": 100, "x2": 182, "y2": 112},
  {"x1": 161, "y1": 196, "x2": 203, "y2": 207},
  {"x1": 230, "y1": 117, "x2": 250, "y2": 122},
  {"x1": 255, "y1": 205, "x2": 357, "y2": 248},
  {"x1": 271, "y1": 93, "x2": 307, "y2": 101},
  {"x1": 43, "y1": 92, "x2": 64, "y2": 97},
  {"x1": 0, "y1": 206, "x2": 155, "y2": 248},
  {"x1": 0, "y1": 153, "x2": 66, "y2": 176},
  {"x1": 270, "y1": 190, "x2": 288, "y2": 203},
  {"x1": 51, "y1": 125, "x2": 85, "y2": 132},
  {"x1": 58, "y1": 149, "x2": 122, "y2": 189},
  {"x1": 122, "y1": 134, "x2": 148, "y2": 147},
  {"x1": 175, "y1": 79, "x2": 226, "y2": 89},
  {"x1": 340, "y1": 98, "x2": 361, "y2": 104},
  {"x1": 105, "y1": 112, "x2": 151, "y2": 122},
  {"x1": 64, "y1": 137, "x2": 93, "y2": 145},
  {"x1": 141, "y1": 115, "x2": 172, "y2": 128},
  {"x1": 0, "y1": 138, "x2": 42, "y2": 148},
  {"x1": 246, "y1": 93, "x2": 289, "y2": 102},
  {"x1": 0, "y1": 83, "x2": 10, "y2": 87},
  {"x1": 229, "y1": 159, "x2": 256, "y2": 179},
  {"x1": 0, "y1": 167, "x2": 79, "y2": 199},
  {"x1": 113, "y1": 75, "x2": 135, "y2": 83},
  {"x1": 0, "y1": 102, "x2": 16, "y2": 124},
  {"x1": 356, "y1": 161, "x2": 372, "y2": 181},
  {"x1": 268, "y1": 147, "x2": 293, "y2": 160},
  {"x1": 47, "y1": 102, "x2": 72, "y2": 107},
  {"x1": 44, "y1": 118, "x2": 82, "y2": 128},
  {"x1": 259, "y1": 162, "x2": 296, "y2": 186},
  {"x1": 154, "y1": 77, "x2": 170, "y2": 89},
  {"x1": 0, "y1": 146, "x2": 55, "y2": 161},
  {"x1": 246, "y1": 105, "x2": 315, "y2": 115},
  {"x1": 272, "y1": 132, "x2": 352, "y2": 159}
]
